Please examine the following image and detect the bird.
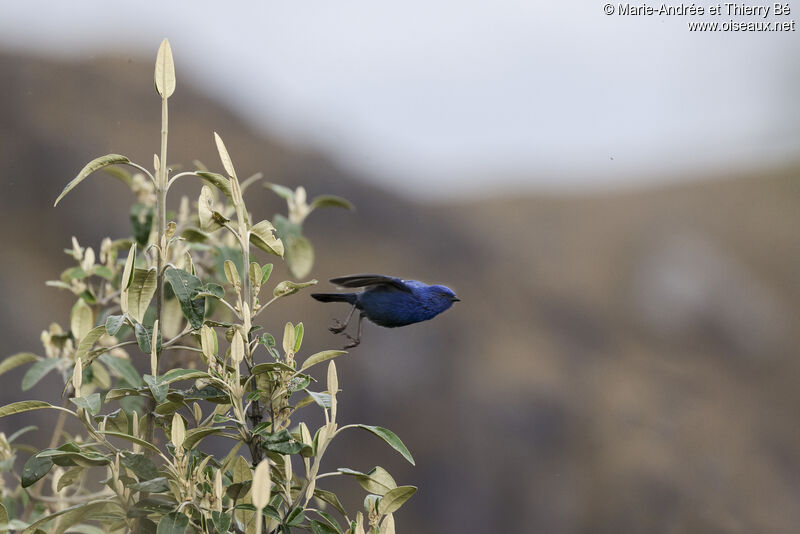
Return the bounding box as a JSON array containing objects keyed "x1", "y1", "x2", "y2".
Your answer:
[{"x1": 311, "y1": 274, "x2": 460, "y2": 348}]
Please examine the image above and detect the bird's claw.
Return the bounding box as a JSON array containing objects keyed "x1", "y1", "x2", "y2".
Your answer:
[
  {"x1": 328, "y1": 320, "x2": 347, "y2": 334},
  {"x1": 343, "y1": 335, "x2": 361, "y2": 349}
]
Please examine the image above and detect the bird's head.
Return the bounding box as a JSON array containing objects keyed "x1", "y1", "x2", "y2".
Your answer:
[{"x1": 429, "y1": 284, "x2": 461, "y2": 309}]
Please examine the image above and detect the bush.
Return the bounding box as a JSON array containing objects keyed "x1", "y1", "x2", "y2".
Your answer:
[{"x1": 0, "y1": 39, "x2": 414, "y2": 534}]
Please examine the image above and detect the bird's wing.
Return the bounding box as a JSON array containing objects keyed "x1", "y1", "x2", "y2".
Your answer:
[{"x1": 329, "y1": 274, "x2": 412, "y2": 293}]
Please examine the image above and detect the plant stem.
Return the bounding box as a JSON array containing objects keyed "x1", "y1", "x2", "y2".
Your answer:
[
  {"x1": 156, "y1": 91, "x2": 168, "y2": 375},
  {"x1": 145, "y1": 90, "x2": 169, "y2": 450}
]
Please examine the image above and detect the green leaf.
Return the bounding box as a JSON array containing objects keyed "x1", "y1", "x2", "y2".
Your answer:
[
  {"x1": 309, "y1": 510, "x2": 343, "y2": 534},
  {"x1": 21, "y1": 499, "x2": 122, "y2": 534},
  {"x1": 202, "y1": 283, "x2": 225, "y2": 299},
  {"x1": 54, "y1": 154, "x2": 131, "y2": 206},
  {"x1": 21, "y1": 454, "x2": 53, "y2": 487},
  {"x1": 196, "y1": 172, "x2": 232, "y2": 200},
  {"x1": 69, "y1": 393, "x2": 101, "y2": 415},
  {"x1": 121, "y1": 453, "x2": 159, "y2": 481},
  {"x1": 97, "y1": 431, "x2": 161, "y2": 455},
  {"x1": 101, "y1": 164, "x2": 132, "y2": 186},
  {"x1": 260, "y1": 263, "x2": 274, "y2": 285},
  {"x1": 143, "y1": 375, "x2": 168, "y2": 404},
  {"x1": 134, "y1": 322, "x2": 162, "y2": 355},
  {"x1": 0, "y1": 400, "x2": 75, "y2": 419},
  {"x1": 294, "y1": 323, "x2": 305, "y2": 352},
  {"x1": 98, "y1": 353, "x2": 142, "y2": 387},
  {"x1": 310, "y1": 195, "x2": 355, "y2": 212},
  {"x1": 300, "y1": 350, "x2": 346, "y2": 372},
  {"x1": 309, "y1": 519, "x2": 339, "y2": 534},
  {"x1": 130, "y1": 203, "x2": 155, "y2": 247},
  {"x1": 129, "y1": 477, "x2": 170, "y2": 493},
  {"x1": 0, "y1": 352, "x2": 39, "y2": 377},
  {"x1": 0, "y1": 503, "x2": 7, "y2": 527},
  {"x1": 182, "y1": 427, "x2": 226, "y2": 449},
  {"x1": 213, "y1": 132, "x2": 236, "y2": 178},
  {"x1": 264, "y1": 183, "x2": 295, "y2": 200},
  {"x1": 160, "y1": 369, "x2": 209, "y2": 384},
  {"x1": 7, "y1": 424, "x2": 38, "y2": 443},
  {"x1": 70, "y1": 299, "x2": 93, "y2": 343},
  {"x1": 273, "y1": 279, "x2": 317, "y2": 298},
  {"x1": 128, "y1": 268, "x2": 157, "y2": 323},
  {"x1": 250, "y1": 361, "x2": 296, "y2": 375},
  {"x1": 353, "y1": 425, "x2": 415, "y2": 465},
  {"x1": 306, "y1": 391, "x2": 332, "y2": 409},
  {"x1": 164, "y1": 268, "x2": 206, "y2": 330},
  {"x1": 250, "y1": 220, "x2": 284, "y2": 257},
  {"x1": 211, "y1": 511, "x2": 232, "y2": 533},
  {"x1": 104, "y1": 315, "x2": 126, "y2": 336},
  {"x1": 56, "y1": 466, "x2": 82, "y2": 492},
  {"x1": 337, "y1": 466, "x2": 397, "y2": 496},
  {"x1": 377, "y1": 486, "x2": 417, "y2": 514},
  {"x1": 21, "y1": 359, "x2": 61, "y2": 391},
  {"x1": 285, "y1": 235, "x2": 314, "y2": 278},
  {"x1": 313, "y1": 488, "x2": 348, "y2": 517},
  {"x1": 154, "y1": 38, "x2": 176, "y2": 98},
  {"x1": 75, "y1": 326, "x2": 107, "y2": 360}
]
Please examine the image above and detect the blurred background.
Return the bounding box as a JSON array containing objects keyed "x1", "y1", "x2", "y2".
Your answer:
[{"x1": 1, "y1": 2, "x2": 799, "y2": 533}]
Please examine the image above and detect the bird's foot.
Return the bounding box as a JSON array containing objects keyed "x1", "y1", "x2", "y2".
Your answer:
[
  {"x1": 342, "y1": 335, "x2": 361, "y2": 349},
  {"x1": 329, "y1": 320, "x2": 347, "y2": 334}
]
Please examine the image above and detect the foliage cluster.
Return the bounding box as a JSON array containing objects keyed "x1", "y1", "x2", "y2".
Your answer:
[{"x1": 0, "y1": 40, "x2": 415, "y2": 534}]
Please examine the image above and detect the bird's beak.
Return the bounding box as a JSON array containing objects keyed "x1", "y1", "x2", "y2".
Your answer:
[{"x1": 451, "y1": 296, "x2": 461, "y2": 302}]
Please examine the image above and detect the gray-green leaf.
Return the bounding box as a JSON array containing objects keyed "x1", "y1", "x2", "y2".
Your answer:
[
  {"x1": 164, "y1": 268, "x2": 206, "y2": 330},
  {"x1": 377, "y1": 485, "x2": 417, "y2": 514},
  {"x1": 0, "y1": 352, "x2": 39, "y2": 377},
  {"x1": 353, "y1": 425, "x2": 415, "y2": 465},
  {"x1": 21, "y1": 359, "x2": 61, "y2": 391},
  {"x1": 54, "y1": 155, "x2": 131, "y2": 206},
  {"x1": 157, "y1": 511, "x2": 189, "y2": 534}
]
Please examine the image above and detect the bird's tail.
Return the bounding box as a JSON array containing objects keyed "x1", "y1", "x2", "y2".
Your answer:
[{"x1": 311, "y1": 293, "x2": 358, "y2": 305}]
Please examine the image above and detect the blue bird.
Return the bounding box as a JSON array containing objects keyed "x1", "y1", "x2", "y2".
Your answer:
[{"x1": 311, "y1": 274, "x2": 460, "y2": 348}]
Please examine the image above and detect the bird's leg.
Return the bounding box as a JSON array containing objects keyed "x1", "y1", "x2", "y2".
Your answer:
[
  {"x1": 329, "y1": 303, "x2": 357, "y2": 334},
  {"x1": 343, "y1": 312, "x2": 365, "y2": 349}
]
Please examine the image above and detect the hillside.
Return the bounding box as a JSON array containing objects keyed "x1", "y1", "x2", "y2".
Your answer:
[{"x1": 1, "y1": 51, "x2": 799, "y2": 533}]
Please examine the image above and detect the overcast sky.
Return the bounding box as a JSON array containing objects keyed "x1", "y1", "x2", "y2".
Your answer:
[{"x1": 1, "y1": 1, "x2": 798, "y2": 197}]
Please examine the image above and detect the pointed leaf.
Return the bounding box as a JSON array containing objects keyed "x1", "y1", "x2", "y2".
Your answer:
[
  {"x1": 300, "y1": 350, "x2": 346, "y2": 372},
  {"x1": 104, "y1": 315, "x2": 126, "y2": 336},
  {"x1": 310, "y1": 195, "x2": 355, "y2": 212},
  {"x1": 0, "y1": 352, "x2": 39, "y2": 377},
  {"x1": 154, "y1": 38, "x2": 176, "y2": 98},
  {"x1": 164, "y1": 268, "x2": 206, "y2": 329},
  {"x1": 264, "y1": 183, "x2": 295, "y2": 200},
  {"x1": 54, "y1": 155, "x2": 131, "y2": 206},
  {"x1": 128, "y1": 268, "x2": 157, "y2": 323},
  {"x1": 196, "y1": 172, "x2": 233, "y2": 200},
  {"x1": 377, "y1": 486, "x2": 417, "y2": 514},
  {"x1": 213, "y1": 132, "x2": 236, "y2": 178},
  {"x1": 75, "y1": 326, "x2": 107, "y2": 360},
  {"x1": 99, "y1": 353, "x2": 142, "y2": 387},
  {"x1": 156, "y1": 511, "x2": 189, "y2": 534},
  {"x1": 0, "y1": 400, "x2": 76, "y2": 419},
  {"x1": 21, "y1": 359, "x2": 61, "y2": 391},
  {"x1": 353, "y1": 425, "x2": 415, "y2": 465},
  {"x1": 273, "y1": 279, "x2": 317, "y2": 298},
  {"x1": 69, "y1": 393, "x2": 101, "y2": 415}
]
